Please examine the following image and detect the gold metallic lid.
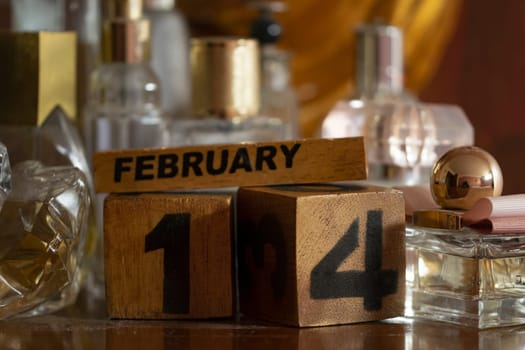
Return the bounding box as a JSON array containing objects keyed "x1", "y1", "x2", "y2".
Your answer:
[
  {"x1": 191, "y1": 37, "x2": 260, "y2": 120},
  {"x1": 0, "y1": 31, "x2": 76, "y2": 126},
  {"x1": 412, "y1": 209, "x2": 464, "y2": 230},
  {"x1": 431, "y1": 146, "x2": 503, "y2": 210},
  {"x1": 101, "y1": 0, "x2": 151, "y2": 63}
]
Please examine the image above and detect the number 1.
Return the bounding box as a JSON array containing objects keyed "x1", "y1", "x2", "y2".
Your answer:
[{"x1": 145, "y1": 213, "x2": 191, "y2": 314}]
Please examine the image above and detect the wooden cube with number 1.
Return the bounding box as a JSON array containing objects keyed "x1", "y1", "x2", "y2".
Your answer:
[
  {"x1": 104, "y1": 193, "x2": 233, "y2": 319},
  {"x1": 237, "y1": 184, "x2": 405, "y2": 327}
]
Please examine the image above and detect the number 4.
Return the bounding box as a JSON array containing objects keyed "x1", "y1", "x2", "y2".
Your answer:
[{"x1": 310, "y1": 210, "x2": 398, "y2": 311}]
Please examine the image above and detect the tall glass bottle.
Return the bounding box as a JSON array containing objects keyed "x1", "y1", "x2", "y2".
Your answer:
[
  {"x1": 250, "y1": 1, "x2": 300, "y2": 138},
  {"x1": 144, "y1": 0, "x2": 191, "y2": 118},
  {"x1": 84, "y1": 0, "x2": 166, "y2": 157},
  {"x1": 169, "y1": 37, "x2": 288, "y2": 146}
]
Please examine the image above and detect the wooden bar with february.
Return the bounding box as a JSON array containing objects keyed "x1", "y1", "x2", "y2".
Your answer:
[{"x1": 93, "y1": 137, "x2": 366, "y2": 193}]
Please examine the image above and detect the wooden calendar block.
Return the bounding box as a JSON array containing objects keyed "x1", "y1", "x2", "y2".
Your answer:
[
  {"x1": 93, "y1": 137, "x2": 366, "y2": 193},
  {"x1": 104, "y1": 193, "x2": 233, "y2": 319},
  {"x1": 237, "y1": 183, "x2": 405, "y2": 327}
]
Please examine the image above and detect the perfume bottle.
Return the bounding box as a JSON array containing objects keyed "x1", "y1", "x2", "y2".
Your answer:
[
  {"x1": 321, "y1": 23, "x2": 474, "y2": 186},
  {"x1": 144, "y1": 0, "x2": 191, "y2": 117},
  {"x1": 84, "y1": 0, "x2": 167, "y2": 157},
  {"x1": 11, "y1": 0, "x2": 101, "y2": 131},
  {"x1": 0, "y1": 32, "x2": 92, "y2": 318},
  {"x1": 250, "y1": 1, "x2": 300, "y2": 138},
  {"x1": 405, "y1": 146, "x2": 525, "y2": 328},
  {"x1": 321, "y1": 23, "x2": 413, "y2": 139},
  {"x1": 169, "y1": 37, "x2": 288, "y2": 146}
]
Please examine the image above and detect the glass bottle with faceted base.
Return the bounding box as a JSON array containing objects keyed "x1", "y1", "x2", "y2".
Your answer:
[
  {"x1": 406, "y1": 225, "x2": 525, "y2": 328},
  {"x1": 0, "y1": 31, "x2": 97, "y2": 314},
  {"x1": 364, "y1": 103, "x2": 474, "y2": 186},
  {"x1": 169, "y1": 37, "x2": 287, "y2": 146},
  {"x1": 0, "y1": 158, "x2": 90, "y2": 320}
]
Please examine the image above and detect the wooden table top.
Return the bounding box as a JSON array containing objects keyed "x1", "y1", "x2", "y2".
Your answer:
[{"x1": 1, "y1": 292, "x2": 525, "y2": 350}]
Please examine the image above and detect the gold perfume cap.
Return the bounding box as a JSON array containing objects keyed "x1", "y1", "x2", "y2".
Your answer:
[
  {"x1": 0, "y1": 32, "x2": 76, "y2": 126},
  {"x1": 191, "y1": 37, "x2": 260, "y2": 120},
  {"x1": 101, "y1": 0, "x2": 151, "y2": 63}
]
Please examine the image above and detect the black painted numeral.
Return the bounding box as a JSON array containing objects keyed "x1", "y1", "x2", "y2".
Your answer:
[
  {"x1": 145, "y1": 213, "x2": 191, "y2": 314},
  {"x1": 238, "y1": 214, "x2": 287, "y2": 301},
  {"x1": 310, "y1": 210, "x2": 398, "y2": 310}
]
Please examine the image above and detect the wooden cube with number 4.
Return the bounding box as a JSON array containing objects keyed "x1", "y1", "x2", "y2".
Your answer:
[
  {"x1": 237, "y1": 184, "x2": 405, "y2": 327},
  {"x1": 104, "y1": 193, "x2": 233, "y2": 319}
]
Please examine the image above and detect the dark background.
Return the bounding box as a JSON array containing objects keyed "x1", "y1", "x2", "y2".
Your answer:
[{"x1": 419, "y1": 0, "x2": 525, "y2": 194}]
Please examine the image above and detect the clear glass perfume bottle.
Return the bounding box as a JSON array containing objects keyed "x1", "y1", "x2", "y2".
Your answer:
[
  {"x1": 84, "y1": 0, "x2": 167, "y2": 157},
  {"x1": 144, "y1": 0, "x2": 191, "y2": 118},
  {"x1": 404, "y1": 146, "x2": 525, "y2": 328},
  {"x1": 0, "y1": 32, "x2": 92, "y2": 318},
  {"x1": 321, "y1": 23, "x2": 474, "y2": 185},
  {"x1": 250, "y1": 1, "x2": 300, "y2": 138},
  {"x1": 169, "y1": 37, "x2": 287, "y2": 146},
  {"x1": 406, "y1": 225, "x2": 525, "y2": 328}
]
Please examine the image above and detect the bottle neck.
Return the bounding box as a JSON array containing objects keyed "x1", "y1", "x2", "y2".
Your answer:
[
  {"x1": 144, "y1": 0, "x2": 175, "y2": 11},
  {"x1": 101, "y1": 18, "x2": 151, "y2": 64},
  {"x1": 355, "y1": 24, "x2": 404, "y2": 98}
]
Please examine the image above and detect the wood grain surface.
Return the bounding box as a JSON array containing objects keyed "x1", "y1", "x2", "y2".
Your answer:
[
  {"x1": 93, "y1": 137, "x2": 366, "y2": 193},
  {"x1": 104, "y1": 193, "x2": 233, "y2": 319},
  {"x1": 237, "y1": 183, "x2": 405, "y2": 326}
]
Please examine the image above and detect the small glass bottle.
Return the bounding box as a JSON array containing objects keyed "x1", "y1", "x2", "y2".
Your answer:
[
  {"x1": 169, "y1": 37, "x2": 288, "y2": 146},
  {"x1": 250, "y1": 1, "x2": 300, "y2": 138},
  {"x1": 84, "y1": 0, "x2": 167, "y2": 157},
  {"x1": 144, "y1": 0, "x2": 191, "y2": 117}
]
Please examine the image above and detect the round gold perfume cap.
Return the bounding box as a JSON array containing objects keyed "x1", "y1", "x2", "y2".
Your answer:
[
  {"x1": 191, "y1": 37, "x2": 260, "y2": 120},
  {"x1": 431, "y1": 146, "x2": 503, "y2": 210}
]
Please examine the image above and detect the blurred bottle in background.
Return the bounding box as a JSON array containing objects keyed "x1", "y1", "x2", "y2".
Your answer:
[
  {"x1": 11, "y1": 0, "x2": 100, "y2": 132},
  {"x1": 321, "y1": 23, "x2": 473, "y2": 186},
  {"x1": 170, "y1": 37, "x2": 289, "y2": 146},
  {"x1": 144, "y1": 0, "x2": 191, "y2": 118},
  {"x1": 84, "y1": 0, "x2": 167, "y2": 156},
  {"x1": 249, "y1": 1, "x2": 299, "y2": 139}
]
